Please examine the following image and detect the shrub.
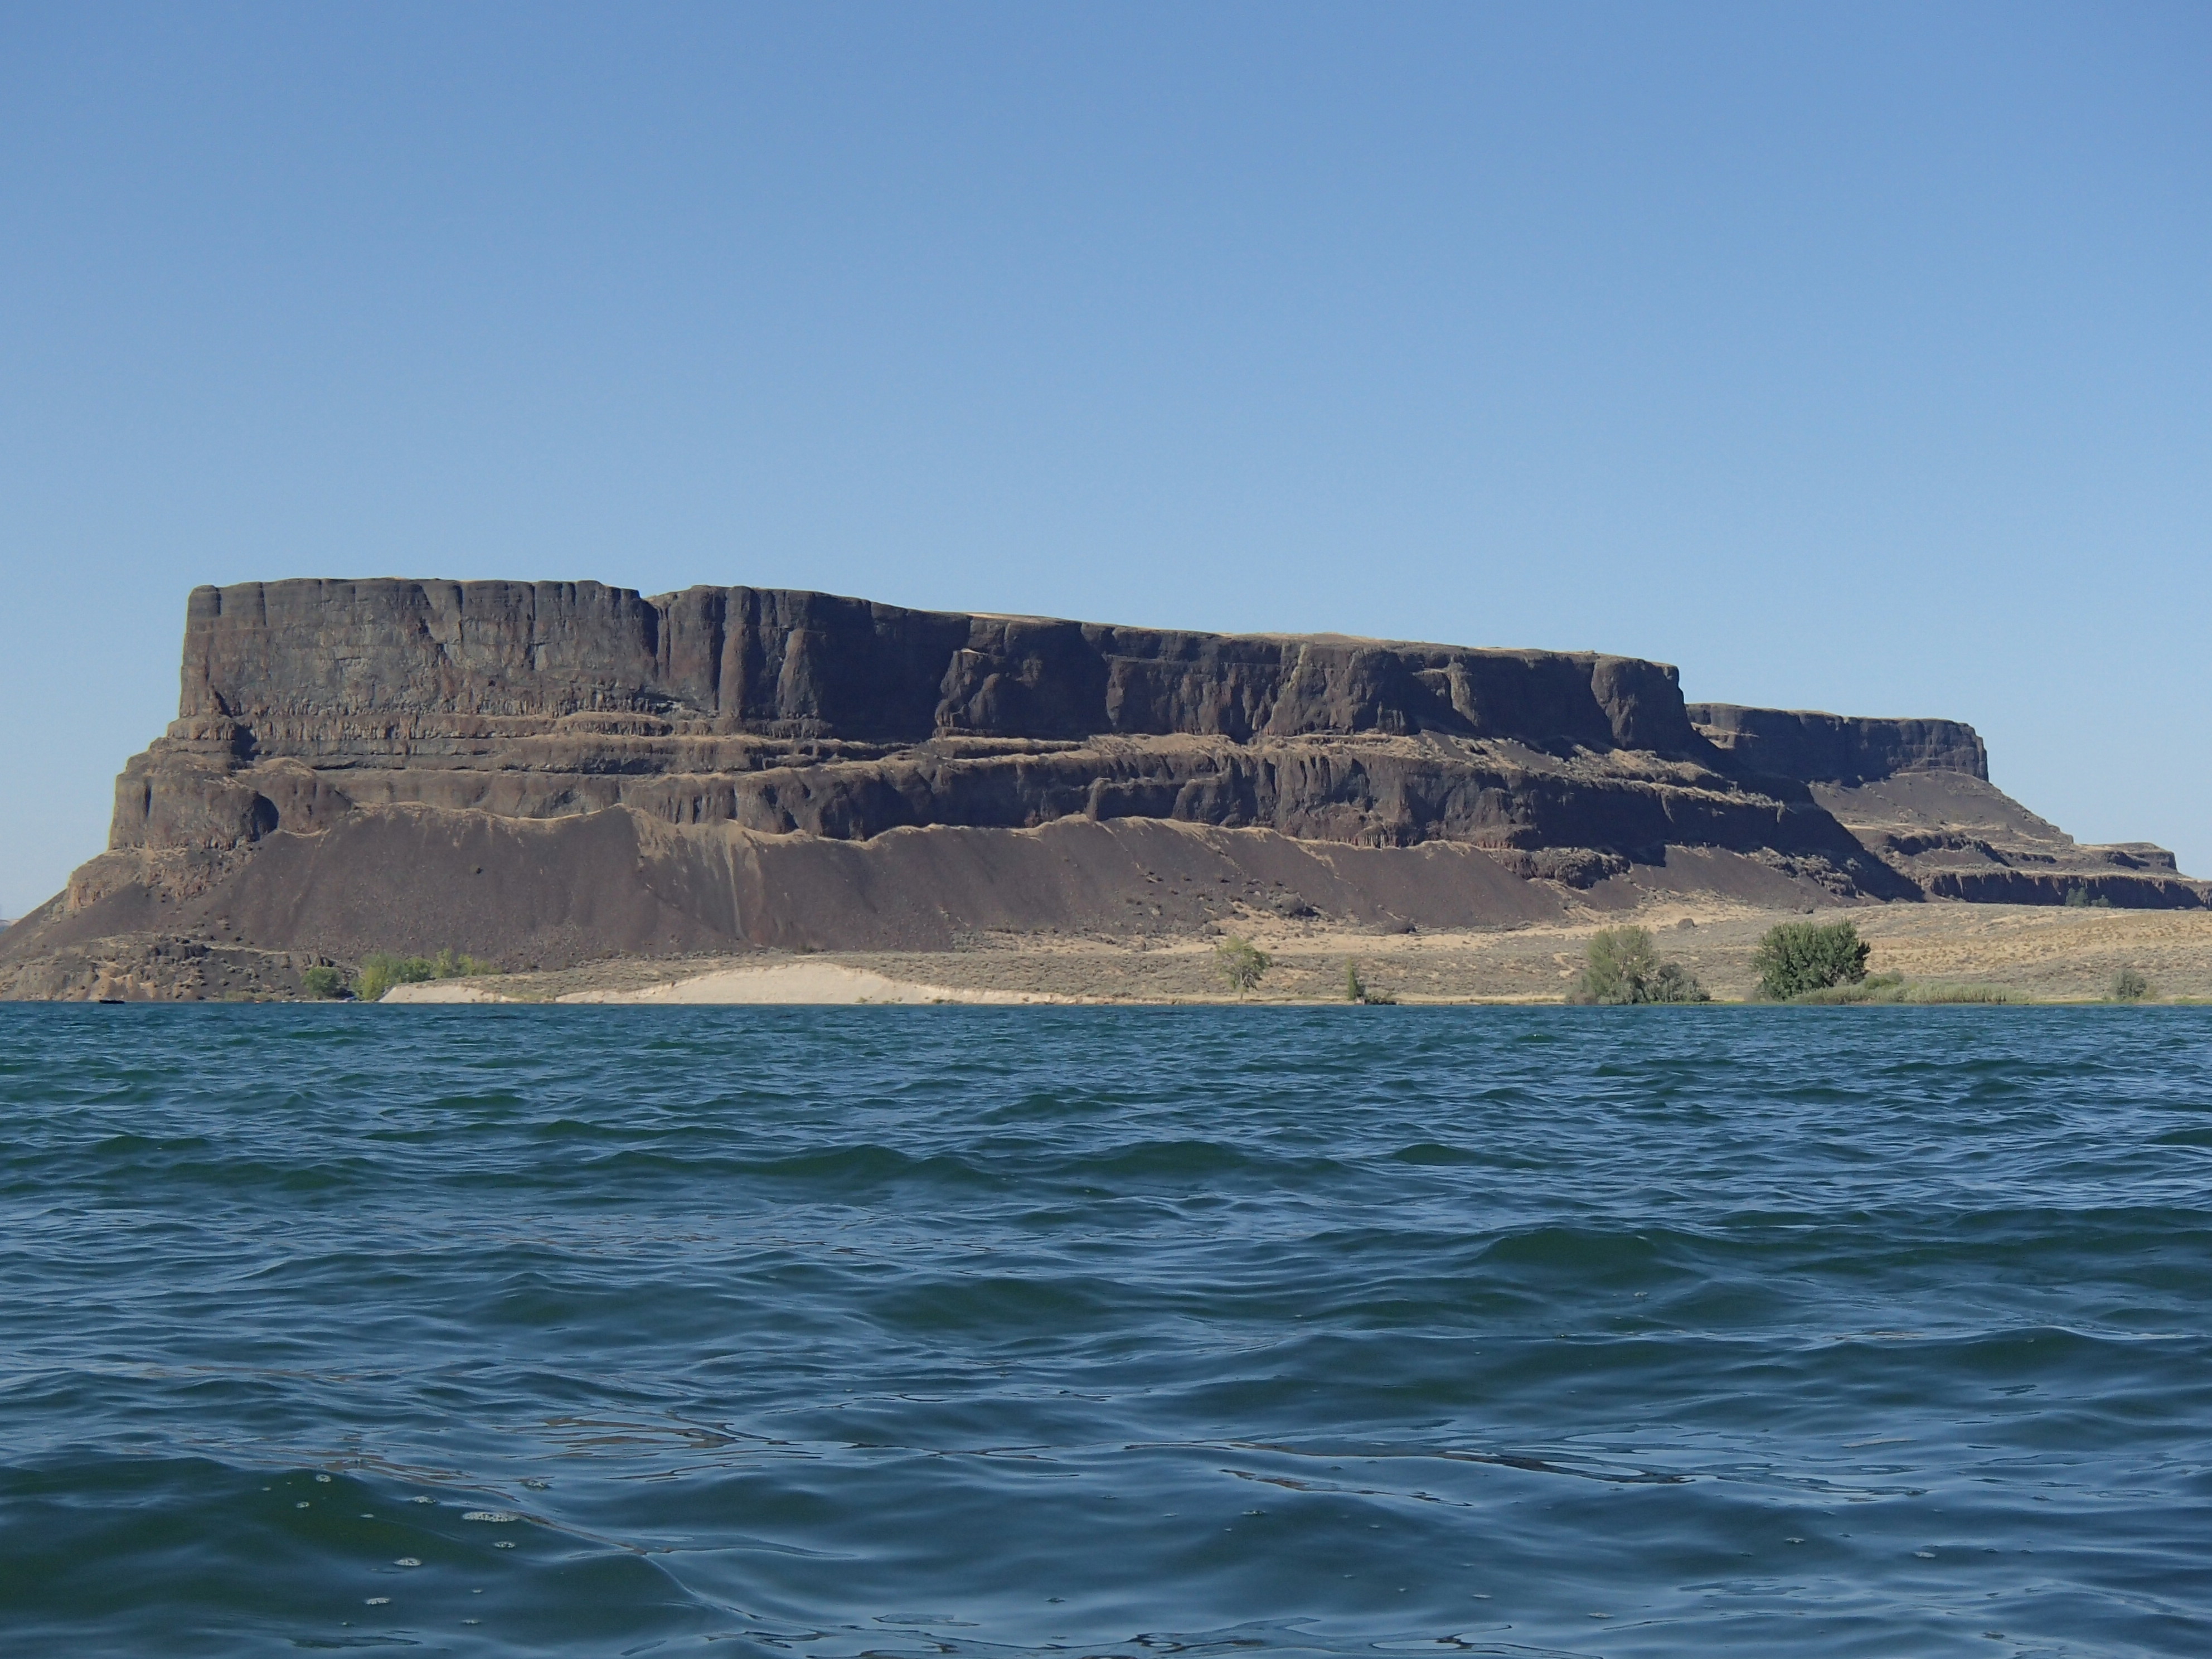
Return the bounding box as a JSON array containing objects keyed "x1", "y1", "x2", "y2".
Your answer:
[
  {"x1": 2112, "y1": 967, "x2": 2151, "y2": 1002},
  {"x1": 1578, "y1": 926, "x2": 1656, "y2": 1003},
  {"x1": 298, "y1": 964, "x2": 348, "y2": 1000},
  {"x1": 1575, "y1": 926, "x2": 1708, "y2": 1005},
  {"x1": 1344, "y1": 961, "x2": 1397, "y2": 1005},
  {"x1": 1647, "y1": 961, "x2": 1708, "y2": 1004},
  {"x1": 1215, "y1": 935, "x2": 1272, "y2": 996},
  {"x1": 1752, "y1": 920, "x2": 1870, "y2": 1000},
  {"x1": 2064, "y1": 884, "x2": 2114, "y2": 909},
  {"x1": 353, "y1": 949, "x2": 498, "y2": 1003},
  {"x1": 354, "y1": 953, "x2": 431, "y2": 1003}
]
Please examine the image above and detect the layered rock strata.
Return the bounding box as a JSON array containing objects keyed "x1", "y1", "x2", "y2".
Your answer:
[
  {"x1": 2, "y1": 579, "x2": 2199, "y2": 998},
  {"x1": 1686, "y1": 704, "x2": 1989, "y2": 787},
  {"x1": 114, "y1": 580, "x2": 1900, "y2": 865}
]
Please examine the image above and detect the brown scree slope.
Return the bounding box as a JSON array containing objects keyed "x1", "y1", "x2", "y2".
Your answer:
[{"x1": 1, "y1": 579, "x2": 2199, "y2": 998}]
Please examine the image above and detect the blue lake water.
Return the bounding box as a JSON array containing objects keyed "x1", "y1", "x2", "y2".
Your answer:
[{"x1": 1, "y1": 1005, "x2": 2208, "y2": 1657}]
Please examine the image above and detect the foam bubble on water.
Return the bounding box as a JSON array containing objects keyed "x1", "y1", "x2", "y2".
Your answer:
[
  {"x1": 395, "y1": 1557, "x2": 421, "y2": 1568},
  {"x1": 494, "y1": 1540, "x2": 517, "y2": 1549},
  {"x1": 315, "y1": 1473, "x2": 332, "y2": 1483},
  {"x1": 520, "y1": 1479, "x2": 550, "y2": 1490},
  {"x1": 365, "y1": 1597, "x2": 389, "y2": 1606},
  {"x1": 410, "y1": 1495, "x2": 435, "y2": 1504},
  {"x1": 295, "y1": 1501, "x2": 310, "y2": 1509},
  {"x1": 462, "y1": 1511, "x2": 518, "y2": 1523}
]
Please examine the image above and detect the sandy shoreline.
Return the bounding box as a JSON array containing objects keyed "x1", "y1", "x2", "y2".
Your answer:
[
  {"x1": 386, "y1": 962, "x2": 1057, "y2": 1005},
  {"x1": 374, "y1": 900, "x2": 2212, "y2": 1006},
  {"x1": 565, "y1": 962, "x2": 1050, "y2": 1005}
]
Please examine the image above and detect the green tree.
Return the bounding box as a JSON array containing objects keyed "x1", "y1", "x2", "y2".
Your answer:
[
  {"x1": 1752, "y1": 920, "x2": 1871, "y2": 1000},
  {"x1": 355, "y1": 953, "x2": 435, "y2": 1003},
  {"x1": 2111, "y1": 967, "x2": 2151, "y2": 1002},
  {"x1": 1343, "y1": 960, "x2": 1397, "y2": 1005},
  {"x1": 299, "y1": 964, "x2": 347, "y2": 1000},
  {"x1": 1647, "y1": 961, "x2": 1707, "y2": 1004},
  {"x1": 1215, "y1": 935, "x2": 1272, "y2": 996},
  {"x1": 352, "y1": 948, "x2": 498, "y2": 1002},
  {"x1": 1576, "y1": 926, "x2": 1707, "y2": 1005}
]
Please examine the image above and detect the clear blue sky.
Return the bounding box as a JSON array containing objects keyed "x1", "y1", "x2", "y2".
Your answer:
[{"x1": 2, "y1": 2, "x2": 2206, "y2": 917}]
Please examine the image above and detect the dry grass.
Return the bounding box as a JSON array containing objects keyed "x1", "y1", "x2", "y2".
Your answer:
[{"x1": 478, "y1": 900, "x2": 2212, "y2": 1005}]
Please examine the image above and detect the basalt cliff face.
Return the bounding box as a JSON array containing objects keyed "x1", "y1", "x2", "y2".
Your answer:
[{"x1": 2, "y1": 579, "x2": 2199, "y2": 999}]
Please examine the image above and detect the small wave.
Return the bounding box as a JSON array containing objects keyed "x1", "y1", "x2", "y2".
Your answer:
[{"x1": 3, "y1": 1003, "x2": 2209, "y2": 1655}]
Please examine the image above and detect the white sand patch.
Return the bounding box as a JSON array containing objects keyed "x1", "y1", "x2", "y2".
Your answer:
[
  {"x1": 557, "y1": 961, "x2": 1049, "y2": 1006},
  {"x1": 379, "y1": 981, "x2": 519, "y2": 1004}
]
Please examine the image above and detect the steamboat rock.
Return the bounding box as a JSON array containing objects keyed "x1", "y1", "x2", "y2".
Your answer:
[{"x1": 1, "y1": 579, "x2": 2198, "y2": 998}]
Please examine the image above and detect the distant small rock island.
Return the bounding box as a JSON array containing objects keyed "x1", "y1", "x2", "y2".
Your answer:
[{"x1": 1, "y1": 578, "x2": 2199, "y2": 1000}]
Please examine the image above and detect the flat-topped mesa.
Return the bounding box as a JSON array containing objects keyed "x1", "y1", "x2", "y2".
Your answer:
[
  {"x1": 111, "y1": 579, "x2": 2085, "y2": 903},
  {"x1": 181, "y1": 579, "x2": 1700, "y2": 751},
  {"x1": 6, "y1": 574, "x2": 2205, "y2": 998},
  {"x1": 84, "y1": 577, "x2": 1956, "y2": 913}
]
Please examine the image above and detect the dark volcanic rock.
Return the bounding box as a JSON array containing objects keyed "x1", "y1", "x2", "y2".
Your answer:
[
  {"x1": 1688, "y1": 703, "x2": 1989, "y2": 784},
  {"x1": 2, "y1": 579, "x2": 2200, "y2": 998},
  {"x1": 1808, "y1": 770, "x2": 2204, "y2": 910},
  {"x1": 180, "y1": 579, "x2": 1704, "y2": 746},
  {"x1": 128, "y1": 580, "x2": 1893, "y2": 861}
]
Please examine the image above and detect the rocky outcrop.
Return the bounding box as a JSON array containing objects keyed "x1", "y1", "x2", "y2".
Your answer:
[
  {"x1": 1688, "y1": 704, "x2": 1989, "y2": 784},
  {"x1": 115, "y1": 581, "x2": 1897, "y2": 868},
  {"x1": 177, "y1": 579, "x2": 1700, "y2": 745},
  {"x1": 94, "y1": 582, "x2": 1864, "y2": 874},
  {"x1": 2, "y1": 579, "x2": 2201, "y2": 999},
  {"x1": 1807, "y1": 769, "x2": 2206, "y2": 910}
]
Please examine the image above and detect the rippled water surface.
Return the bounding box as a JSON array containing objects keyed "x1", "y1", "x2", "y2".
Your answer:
[{"x1": 2, "y1": 1005, "x2": 2209, "y2": 1657}]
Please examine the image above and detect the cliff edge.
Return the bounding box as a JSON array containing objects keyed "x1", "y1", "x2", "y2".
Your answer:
[{"x1": 2, "y1": 580, "x2": 2198, "y2": 998}]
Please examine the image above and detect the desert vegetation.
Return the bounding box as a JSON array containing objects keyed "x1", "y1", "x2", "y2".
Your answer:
[
  {"x1": 298, "y1": 964, "x2": 347, "y2": 1000},
  {"x1": 1343, "y1": 961, "x2": 1398, "y2": 1005},
  {"x1": 299, "y1": 949, "x2": 499, "y2": 1002},
  {"x1": 1752, "y1": 920, "x2": 1870, "y2": 1000},
  {"x1": 1790, "y1": 973, "x2": 2019, "y2": 1005},
  {"x1": 1214, "y1": 935, "x2": 1272, "y2": 996},
  {"x1": 1573, "y1": 926, "x2": 1707, "y2": 1005},
  {"x1": 357, "y1": 949, "x2": 498, "y2": 1002}
]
